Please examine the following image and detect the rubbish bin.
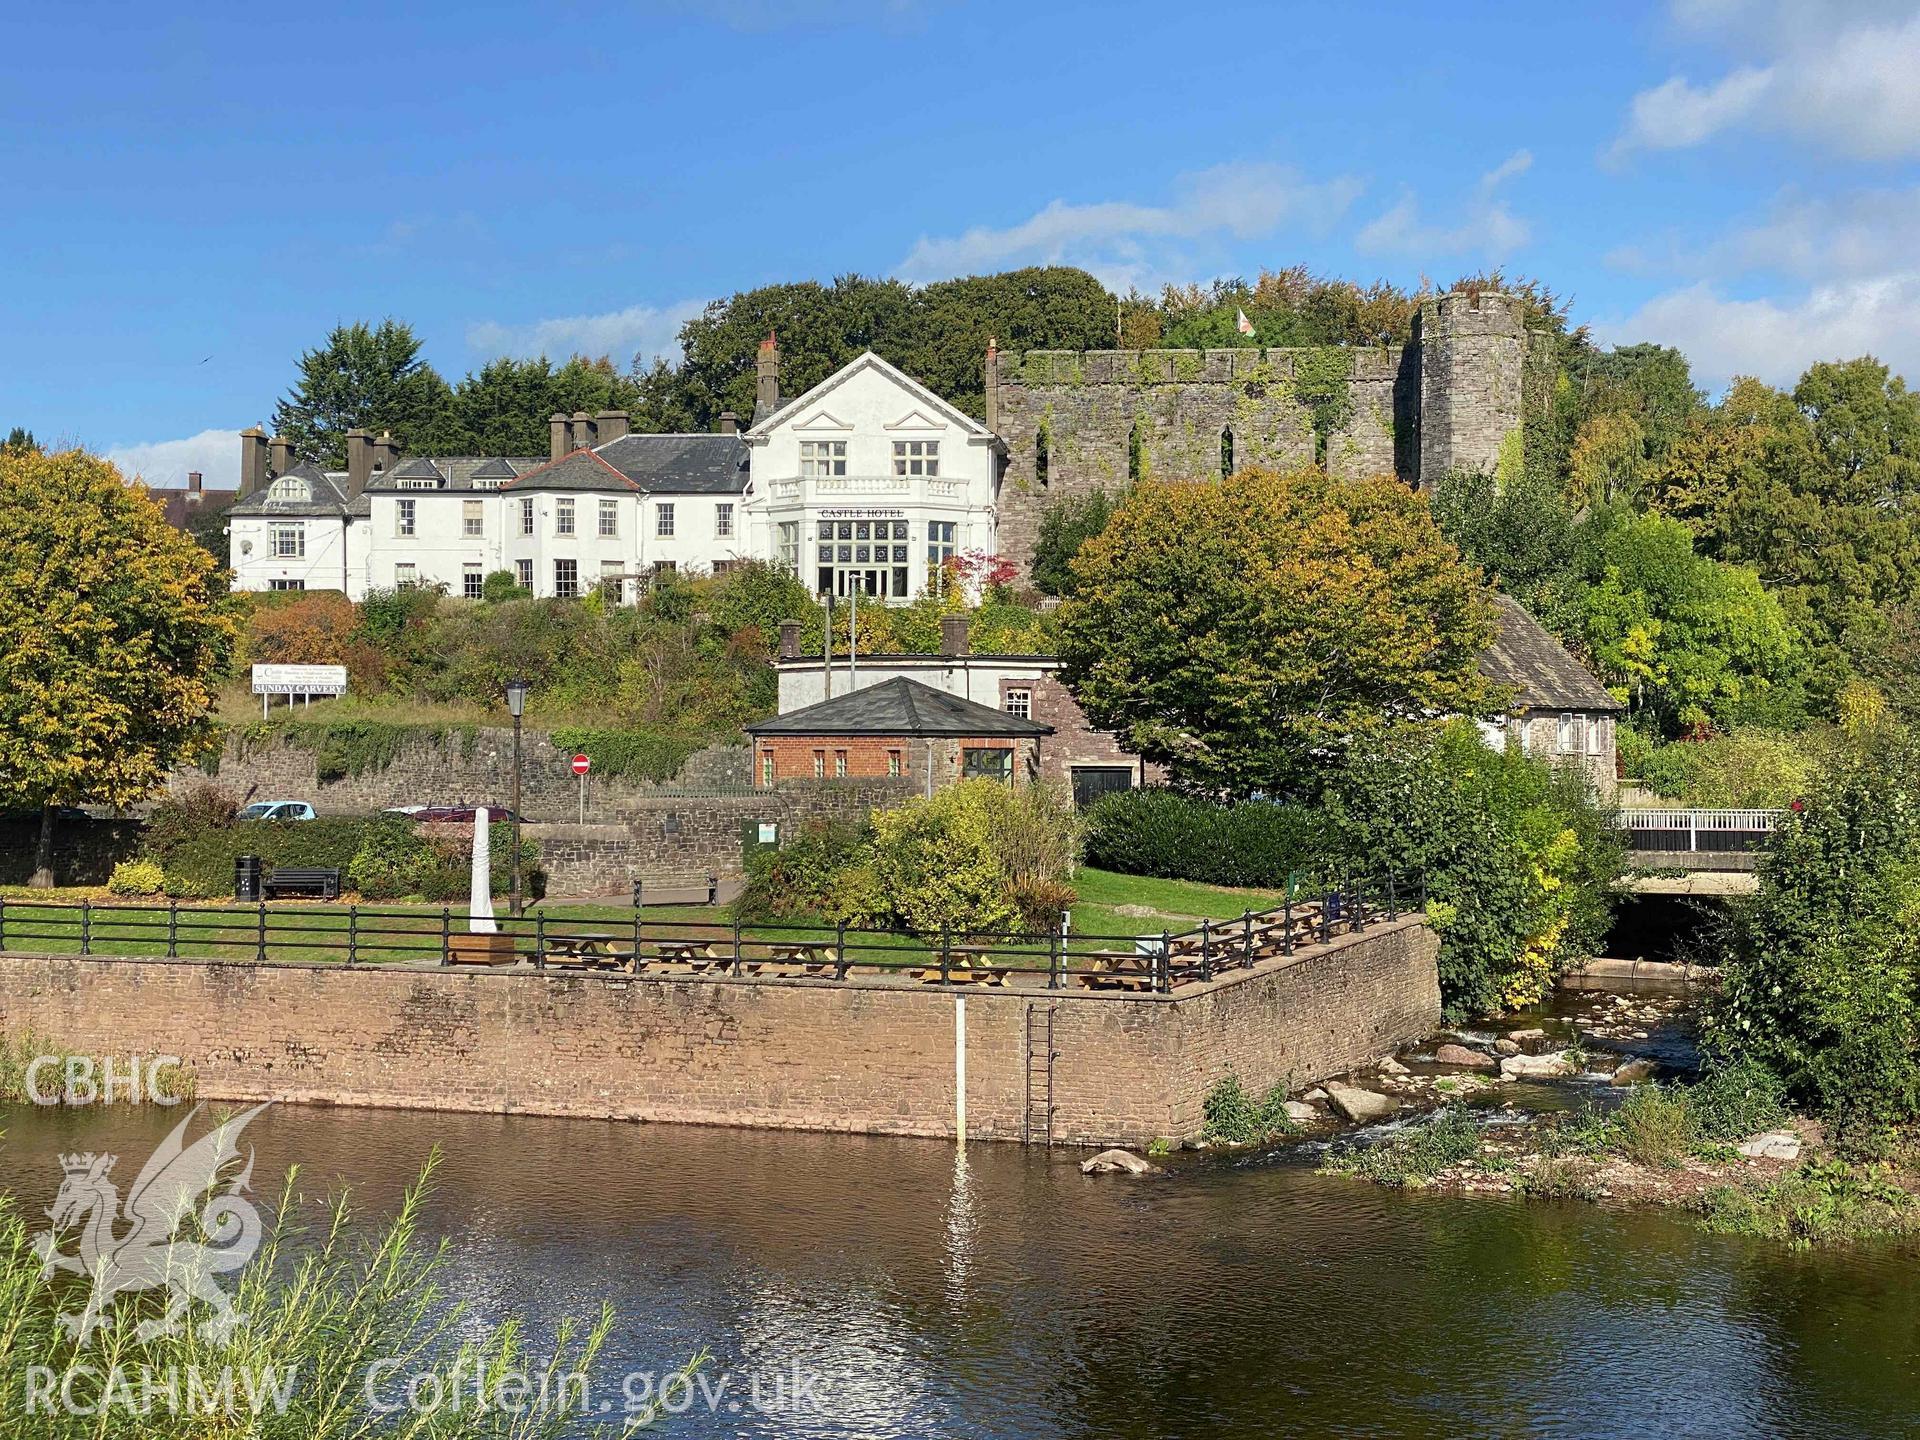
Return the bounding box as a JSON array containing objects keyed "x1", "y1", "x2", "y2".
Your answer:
[{"x1": 234, "y1": 855, "x2": 262, "y2": 902}]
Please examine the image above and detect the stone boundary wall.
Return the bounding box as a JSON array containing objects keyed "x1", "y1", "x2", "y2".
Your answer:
[
  {"x1": 169, "y1": 730, "x2": 752, "y2": 821},
  {"x1": 529, "y1": 779, "x2": 912, "y2": 894},
  {"x1": 0, "y1": 917, "x2": 1438, "y2": 1145}
]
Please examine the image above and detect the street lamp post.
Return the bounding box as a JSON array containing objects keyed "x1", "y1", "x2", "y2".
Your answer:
[{"x1": 505, "y1": 678, "x2": 529, "y2": 917}]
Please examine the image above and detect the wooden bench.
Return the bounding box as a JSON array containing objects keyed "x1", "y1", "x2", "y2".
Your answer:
[{"x1": 262, "y1": 867, "x2": 341, "y2": 901}]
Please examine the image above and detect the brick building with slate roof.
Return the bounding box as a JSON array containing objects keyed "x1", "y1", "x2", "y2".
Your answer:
[{"x1": 746, "y1": 676, "x2": 1051, "y2": 794}]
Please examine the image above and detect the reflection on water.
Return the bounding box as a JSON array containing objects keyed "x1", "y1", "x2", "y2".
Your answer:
[{"x1": 2, "y1": 1102, "x2": 1915, "y2": 1438}]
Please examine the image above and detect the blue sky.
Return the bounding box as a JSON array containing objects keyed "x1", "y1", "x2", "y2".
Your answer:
[{"x1": 6, "y1": 0, "x2": 1920, "y2": 486}]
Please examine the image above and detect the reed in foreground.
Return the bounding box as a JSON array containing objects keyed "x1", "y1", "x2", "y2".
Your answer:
[{"x1": 0, "y1": 1153, "x2": 703, "y2": 1437}]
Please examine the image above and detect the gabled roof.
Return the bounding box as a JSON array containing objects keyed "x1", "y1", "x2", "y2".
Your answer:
[
  {"x1": 500, "y1": 449, "x2": 641, "y2": 493},
  {"x1": 594, "y1": 433, "x2": 749, "y2": 494},
  {"x1": 469, "y1": 457, "x2": 520, "y2": 480},
  {"x1": 225, "y1": 462, "x2": 351, "y2": 517},
  {"x1": 746, "y1": 677, "x2": 1052, "y2": 739},
  {"x1": 362, "y1": 455, "x2": 547, "y2": 492},
  {"x1": 745, "y1": 351, "x2": 1000, "y2": 444},
  {"x1": 1480, "y1": 594, "x2": 1622, "y2": 713}
]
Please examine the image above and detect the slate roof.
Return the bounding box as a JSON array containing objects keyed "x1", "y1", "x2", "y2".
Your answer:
[
  {"x1": 594, "y1": 433, "x2": 749, "y2": 494},
  {"x1": 499, "y1": 449, "x2": 641, "y2": 493},
  {"x1": 362, "y1": 456, "x2": 547, "y2": 492},
  {"x1": 746, "y1": 677, "x2": 1053, "y2": 739},
  {"x1": 1479, "y1": 594, "x2": 1622, "y2": 713},
  {"x1": 224, "y1": 463, "x2": 352, "y2": 517}
]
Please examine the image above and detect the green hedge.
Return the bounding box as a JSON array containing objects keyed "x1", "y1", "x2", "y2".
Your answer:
[
  {"x1": 151, "y1": 817, "x2": 539, "y2": 902},
  {"x1": 1082, "y1": 788, "x2": 1329, "y2": 889}
]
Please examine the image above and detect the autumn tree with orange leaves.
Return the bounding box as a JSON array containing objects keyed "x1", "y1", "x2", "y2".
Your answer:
[
  {"x1": 1057, "y1": 467, "x2": 1496, "y2": 797},
  {"x1": 0, "y1": 449, "x2": 237, "y2": 884}
]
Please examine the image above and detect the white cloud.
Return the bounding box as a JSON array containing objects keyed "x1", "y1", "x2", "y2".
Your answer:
[
  {"x1": 1594, "y1": 275, "x2": 1920, "y2": 391},
  {"x1": 894, "y1": 162, "x2": 1363, "y2": 288},
  {"x1": 466, "y1": 299, "x2": 707, "y2": 366},
  {"x1": 1610, "y1": 186, "x2": 1920, "y2": 282},
  {"x1": 1608, "y1": 3, "x2": 1920, "y2": 162},
  {"x1": 105, "y1": 428, "x2": 241, "y2": 490},
  {"x1": 1354, "y1": 150, "x2": 1533, "y2": 260}
]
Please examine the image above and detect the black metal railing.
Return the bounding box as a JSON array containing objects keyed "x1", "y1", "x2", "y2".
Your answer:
[{"x1": 0, "y1": 871, "x2": 1418, "y2": 996}]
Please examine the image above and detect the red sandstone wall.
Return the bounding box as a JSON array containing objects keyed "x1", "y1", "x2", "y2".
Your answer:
[{"x1": 0, "y1": 919, "x2": 1437, "y2": 1146}]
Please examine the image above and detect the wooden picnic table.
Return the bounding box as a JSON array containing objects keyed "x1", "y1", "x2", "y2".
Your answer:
[
  {"x1": 765, "y1": 941, "x2": 840, "y2": 973},
  {"x1": 913, "y1": 947, "x2": 1009, "y2": 986},
  {"x1": 543, "y1": 932, "x2": 627, "y2": 968},
  {"x1": 653, "y1": 939, "x2": 726, "y2": 971}
]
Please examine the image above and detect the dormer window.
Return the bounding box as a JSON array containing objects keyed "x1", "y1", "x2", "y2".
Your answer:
[
  {"x1": 396, "y1": 475, "x2": 440, "y2": 491},
  {"x1": 265, "y1": 475, "x2": 312, "y2": 503}
]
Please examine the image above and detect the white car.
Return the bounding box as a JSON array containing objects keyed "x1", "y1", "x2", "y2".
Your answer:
[{"x1": 236, "y1": 800, "x2": 317, "y2": 822}]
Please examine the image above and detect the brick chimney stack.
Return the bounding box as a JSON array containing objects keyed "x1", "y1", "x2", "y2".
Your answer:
[
  {"x1": 549, "y1": 412, "x2": 569, "y2": 461},
  {"x1": 595, "y1": 410, "x2": 630, "y2": 443},
  {"x1": 371, "y1": 431, "x2": 400, "y2": 475},
  {"x1": 570, "y1": 410, "x2": 594, "y2": 450},
  {"x1": 187, "y1": 470, "x2": 203, "y2": 496},
  {"x1": 755, "y1": 333, "x2": 780, "y2": 420},
  {"x1": 345, "y1": 428, "x2": 373, "y2": 497},
  {"x1": 718, "y1": 411, "x2": 738, "y2": 435},
  {"x1": 238, "y1": 428, "x2": 268, "y2": 497},
  {"x1": 268, "y1": 434, "x2": 293, "y2": 477},
  {"x1": 940, "y1": 615, "x2": 971, "y2": 658},
  {"x1": 778, "y1": 619, "x2": 802, "y2": 659}
]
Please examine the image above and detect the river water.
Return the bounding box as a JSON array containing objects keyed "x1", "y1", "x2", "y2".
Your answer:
[{"x1": 3, "y1": 1095, "x2": 1916, "y2": 1439}]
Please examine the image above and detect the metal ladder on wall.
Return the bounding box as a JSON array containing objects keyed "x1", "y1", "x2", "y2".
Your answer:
[{"x1": 1023, "y1": 1003, "x2": 1057, "y2": 1146}]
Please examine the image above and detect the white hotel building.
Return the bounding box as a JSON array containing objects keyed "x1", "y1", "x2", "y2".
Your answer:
[{"x1": 226, "y1": 342, "x2": 1004, "y2": 604}]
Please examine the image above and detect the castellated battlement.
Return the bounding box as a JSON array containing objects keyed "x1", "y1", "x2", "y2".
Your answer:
[{"x1": 990, "y1": 291, "x2": 1533, "y2": 573}]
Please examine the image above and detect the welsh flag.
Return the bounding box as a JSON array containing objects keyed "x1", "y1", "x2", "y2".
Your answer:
[{"x1": 1235, "y1": 308, "x2": 1255, "y2": 336}]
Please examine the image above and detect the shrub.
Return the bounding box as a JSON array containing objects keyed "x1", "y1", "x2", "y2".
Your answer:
[
  {"x1": 1610, "y1": 1085, "x2": 1697, "y2": 1168},
  {"x1": 480, "y1": 568, "x2": 530, "y2": 604},
  {"x1": 345, "y1": 819, "x2": 447, "y2": 900},
  {"x1": 1642, "y1": 728, "x2": 1819, "y2": 808},
  {"x1": 1322, "y1": 1108, "x2": 1482, "y2": 1187},
  {"x1": 1700, "y1": 1159, "x2": 1920, "y2": 1246},
  {"x1": 1083, "y1": 787, "x2": 1327, "y2": 889},
  {"x1": 1710, "y1": 724, "x2": 1920, "y2": 1148},
  {"x1": 1686, "y1": 1056, "x2": 1788, "y2": 1143},
  {"x1": 735, "y1": 819, "x2": 873, "y2": 925},
  {"x1": 106, "y1": 858, "x2": 164, "y2": 896},
  {"x1": 145, "y1": 782, "x2": 238, "y2": 853},
  {"x1": 1201, "y1": 1072, "x2": 1297, "y2": 1146},
  {"x1": 1328, "y1": 721, "x2": 1620, "y2": 1018},
  {"x1": 740, "y1": 782, "x2": 1079, "y2": 936}
]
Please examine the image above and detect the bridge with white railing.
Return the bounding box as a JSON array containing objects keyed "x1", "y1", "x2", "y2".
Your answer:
[{"x1": 1613, "y1": 807, "x2": 1782, "y2": 893}]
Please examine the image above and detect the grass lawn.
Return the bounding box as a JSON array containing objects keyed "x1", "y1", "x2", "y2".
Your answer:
[{"x1": 0, "y1": 868, "x2": 1300, "y2": 971}]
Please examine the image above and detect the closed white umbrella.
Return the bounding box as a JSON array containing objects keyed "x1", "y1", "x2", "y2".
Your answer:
[{"x1": 470, "y1": 807, "x2": 497, "y2": 933}]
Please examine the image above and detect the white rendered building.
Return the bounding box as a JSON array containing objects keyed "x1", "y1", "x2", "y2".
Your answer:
[
  {"x1": 225, "y1": 341, "x2": 1006, "y2": 604},
  {"x1": 740, "y1": 343, "x2": 1003, "y2": 601}
]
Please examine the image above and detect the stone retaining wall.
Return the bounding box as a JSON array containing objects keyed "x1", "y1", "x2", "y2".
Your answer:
[
  {"x1": 0, "y1": 917, "x2": 1439, "y2": 1145},
  {"x1": 171, "y1": 729, "x2": 753, "y2": 821}
]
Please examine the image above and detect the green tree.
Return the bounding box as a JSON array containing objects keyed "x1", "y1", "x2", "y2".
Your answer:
[
  {"x1": 1427, "y1": 467, "x2": 1576, "y2": 613},
  {"x1": 1057, "y1": 468, "x2": 1496, "y2": 796},
  {"x1": 1, "y1": 427, "x2": 36, "y2": 455},
  {"x1": 1712, "y1": 722, "x2": 1920, "y2": 1149},
  {"x1": 1030, "y1": 489, "x2": 1120, "y2": 597},
  {"x1": 1793, "y1": 357, "x2": 1920, "y2": 507},
  {"x1": 1569, "y1": 507, "x2": 1806, "y2": 734},
  {"x1": 272, "y1": 319, "x2": 462, "y2": 468},
  {"x1": 1329, "y1": 721, "x2": 1619, "y2": 1017},
  {"x1": 0, "y1": 449, "x2": 237, "y2": 884}
]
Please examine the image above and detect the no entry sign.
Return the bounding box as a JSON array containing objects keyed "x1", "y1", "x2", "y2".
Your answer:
[{"x1": 570, "y1": 754, "x2": 591, "y2": 776}]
